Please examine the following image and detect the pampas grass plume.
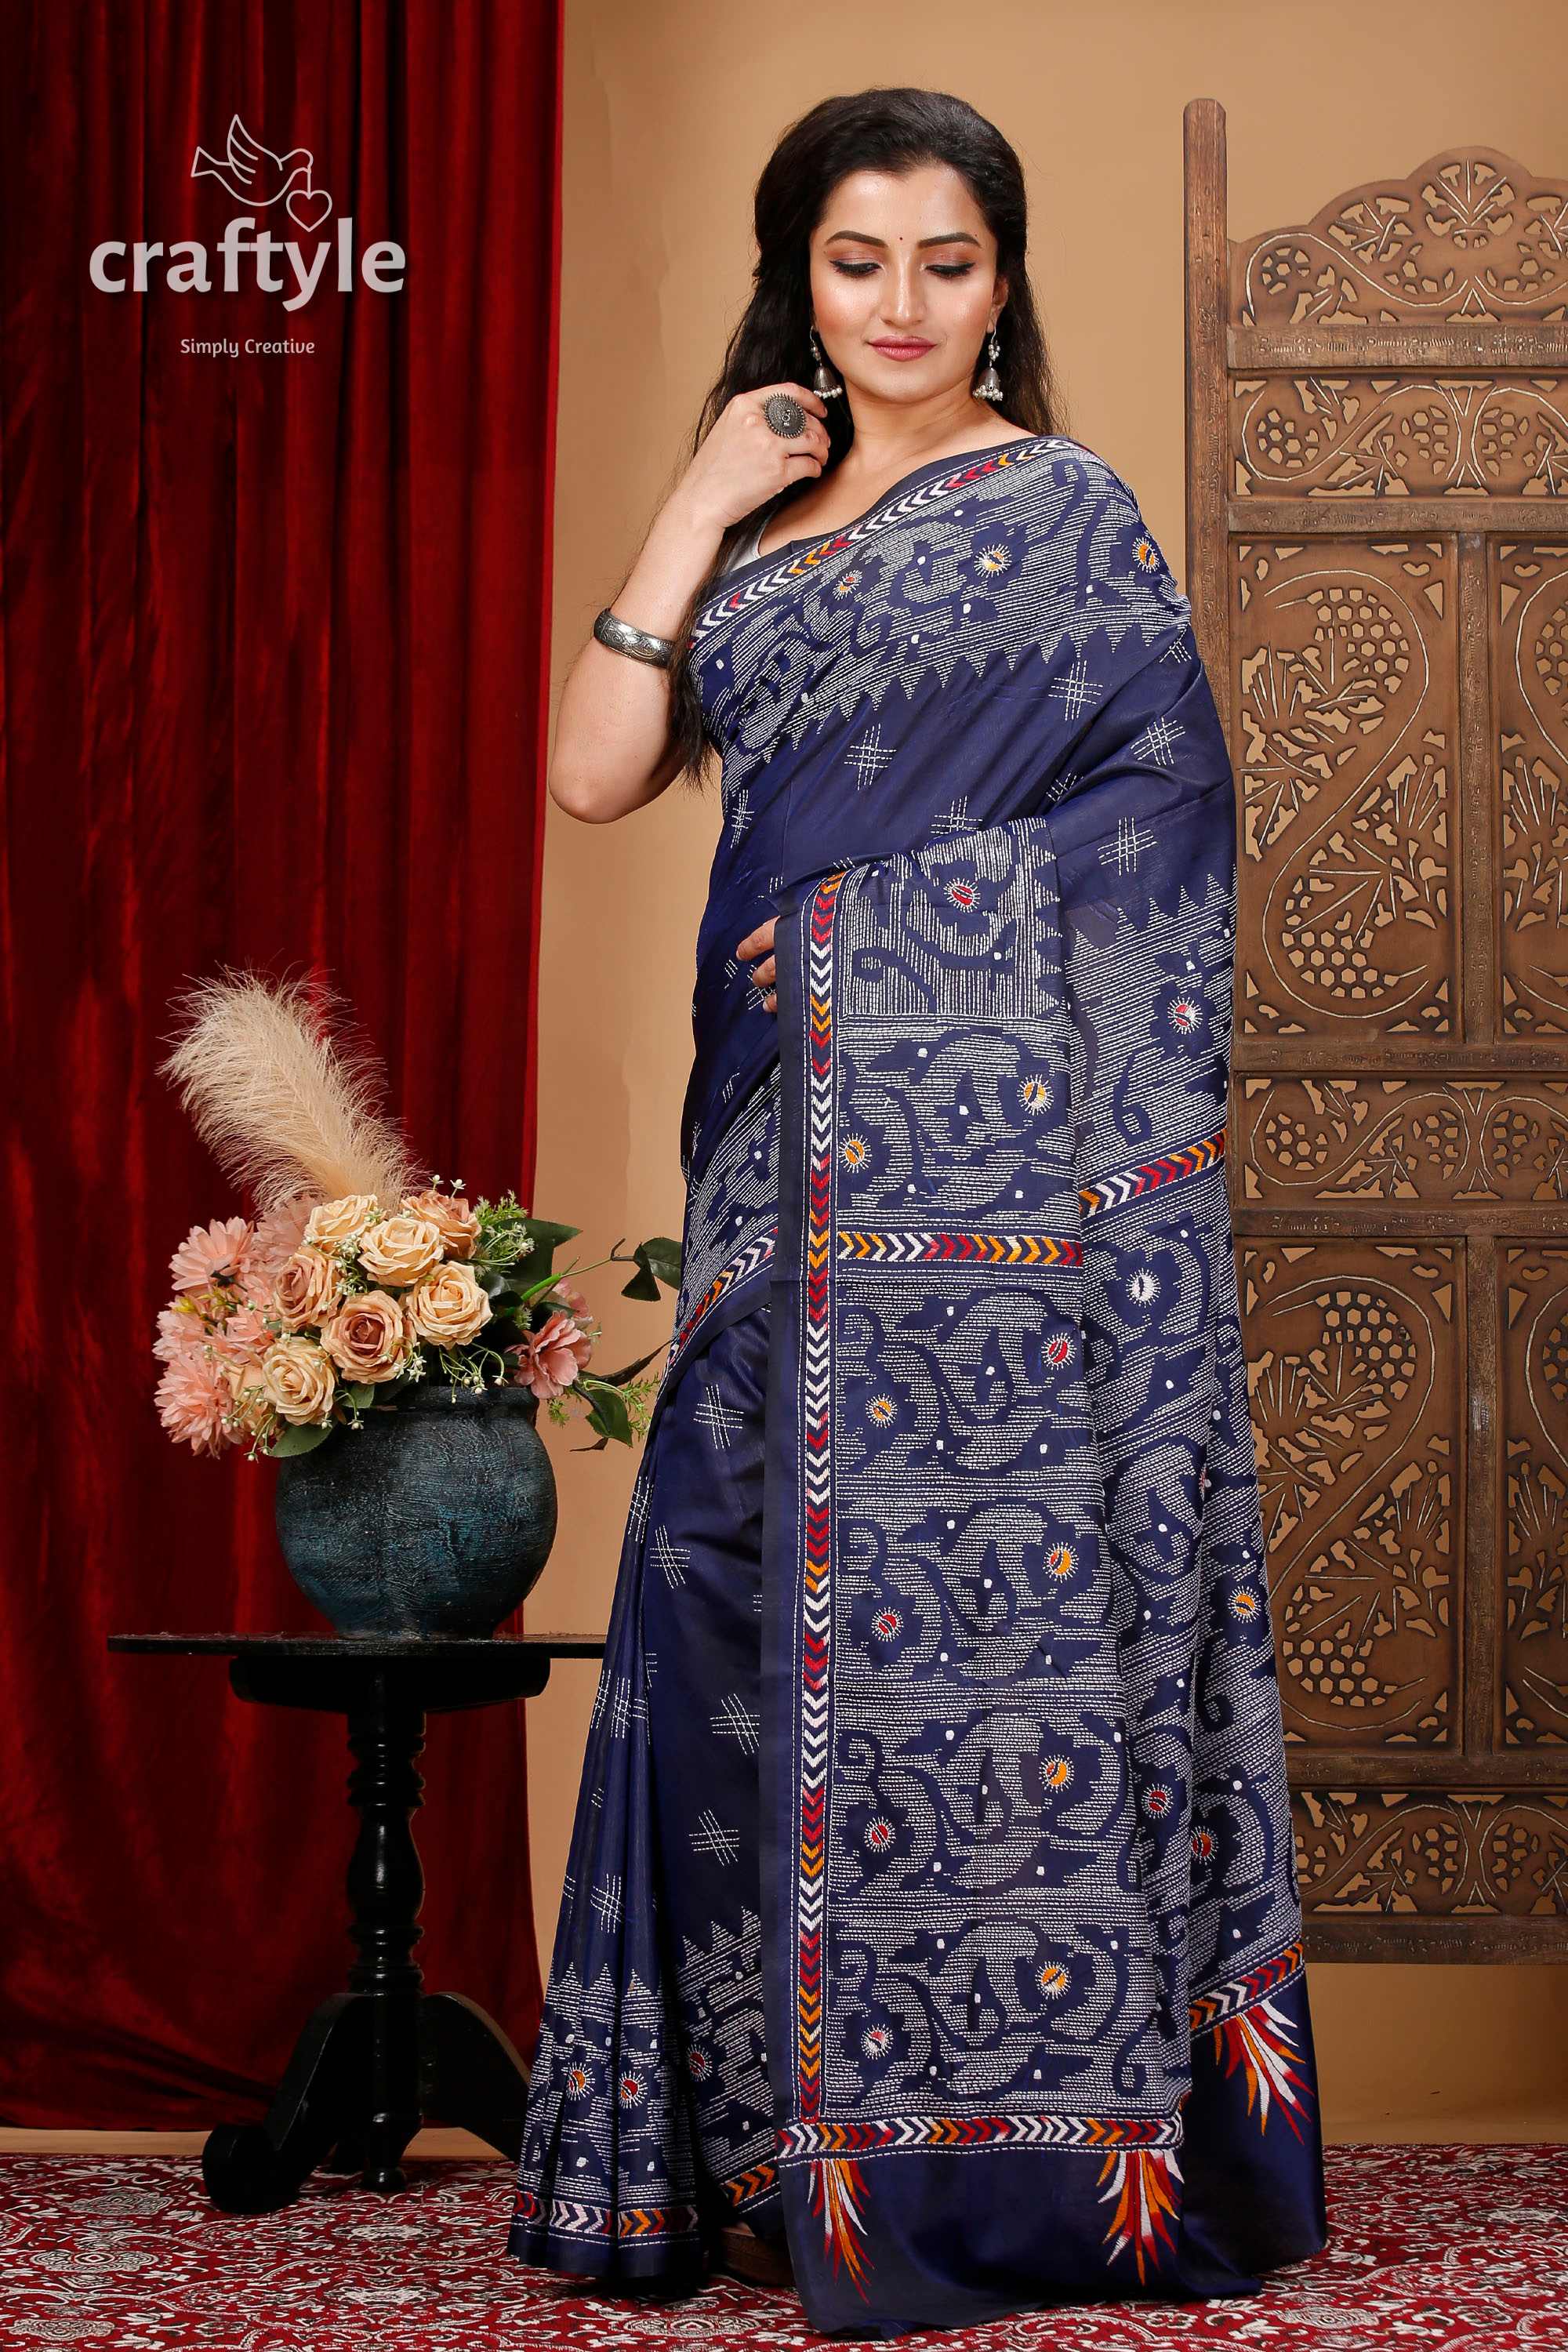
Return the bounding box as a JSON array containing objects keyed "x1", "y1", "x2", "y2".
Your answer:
[{"x1": 158, "y1": 968, "x2": 428, "y2": 1213}]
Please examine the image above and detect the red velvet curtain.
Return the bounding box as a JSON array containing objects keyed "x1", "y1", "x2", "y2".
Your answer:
[{"x1": 0, "y1": 0, "x2": 563, "y2": 2125}]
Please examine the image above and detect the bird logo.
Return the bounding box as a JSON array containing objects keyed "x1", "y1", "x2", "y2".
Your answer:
[{"x1": 191, "y1": 116, "x2": 332, "y2": 233}]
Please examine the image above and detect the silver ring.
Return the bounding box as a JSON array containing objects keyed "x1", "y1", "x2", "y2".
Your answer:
[{"x1": 764, "y1": 392, "x2": 805, "y2": 438}]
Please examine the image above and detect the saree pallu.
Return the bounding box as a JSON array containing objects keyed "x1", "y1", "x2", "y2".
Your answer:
[{"x1": 510, "y1": 434, "x2": 1328, "y2": 2336}]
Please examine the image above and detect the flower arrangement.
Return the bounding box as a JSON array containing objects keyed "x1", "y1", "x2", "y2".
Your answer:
[{"x1": 152, "y1": 973, "x2": 679, "y2": 1461}]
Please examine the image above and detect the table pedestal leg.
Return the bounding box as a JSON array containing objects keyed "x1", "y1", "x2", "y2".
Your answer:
[
  {"x1": 419, "y1": 1991, "x2": 533, "y2": 2162},
  {"x1": 345, "y1": 1686, "x2": 426, "y2": 2190},
  {"x1": 201, "y1": 1676, "x2": 536, "y2": 2211},
  {"x1": 201, "y1": 1995, "x2": 372, "y2": 2213}
]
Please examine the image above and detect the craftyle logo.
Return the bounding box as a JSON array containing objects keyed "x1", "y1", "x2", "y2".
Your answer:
[
  {"x1": 89, "y1": 113, "x2": 405, "y2": 310},
  {"x1": 191, "y1": 115, "x2": 333, "y2": 234}
]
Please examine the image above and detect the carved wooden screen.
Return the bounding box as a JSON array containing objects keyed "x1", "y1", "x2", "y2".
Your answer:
[{"x1": 1183, "y1": 104, "x2": 1568, "y2": 1957}]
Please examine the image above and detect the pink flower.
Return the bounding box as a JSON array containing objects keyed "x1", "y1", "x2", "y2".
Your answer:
[
  {"x1": 153, "y1": 1302, "x2": 209, "y2": 1363},
  {"x1": 155, "y1": 1348, "x2": 233, "y2": 1456},
  {"x1": 209, "y1": 1301, "x2": 274, "y2": 1365},
  {"x1": 169, "y1": 1215, "x2": 253, "y2": 1295},
  {"x1": 511, "y1": 1308, "x2": 593, "y2": 1401},
  {"x1": 550, "y1": 1278, "x2": 590, "y2": 1319},
  {"x1": 242, "y1": 1197, "x2": 314, "y2": 1303}
]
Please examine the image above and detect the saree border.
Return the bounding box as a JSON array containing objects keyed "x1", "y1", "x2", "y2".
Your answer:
[
  {"x1": 661, "y1": 1226, "x2": 776, "y2": 1392},
  {"x1": 1079, "y1": 1123, "x2": 1228, "y2": 1221},
  {"x1": 512, "y1": 2186, "x2": 703, "y2": 2252},
  {"x1": 688, "y1": 433, "x2": 1062, "y2": 649}
]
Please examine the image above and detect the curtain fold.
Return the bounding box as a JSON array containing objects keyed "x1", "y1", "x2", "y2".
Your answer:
[{"x1": 0, "y1": 0, "x2": 563, "y2": 2125}]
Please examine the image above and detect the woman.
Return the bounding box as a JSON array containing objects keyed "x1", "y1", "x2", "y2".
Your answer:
[{"x1": 510, "y1": 87, "x2": 1327, "y2": 2338}]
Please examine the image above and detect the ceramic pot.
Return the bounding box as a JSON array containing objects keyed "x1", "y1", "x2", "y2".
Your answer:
[{"x1": 273, "y1": 1383, "x2": 557, "y2": 1635}]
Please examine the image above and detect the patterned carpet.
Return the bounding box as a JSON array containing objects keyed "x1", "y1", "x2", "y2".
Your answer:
[{"x1": 1, "y1": 2145, "x2": 1564, "y2": 2347}]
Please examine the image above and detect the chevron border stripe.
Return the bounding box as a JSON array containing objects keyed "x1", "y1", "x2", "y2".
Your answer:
[
  {"x1": 836, "y1": 1228, "x2": 1083, "y2": 1266},
  {"x1": 1079, "y1": 1123, "x2": 1226, "y2": 1222},
  {"x1": 777, "y1": 2107, "x2": 1183, "y2": 2165},
  {"x1": 722, "y1": 2159, "x2": 779, "y2": 2209},
  {"x1": 1188, "y1": 1937, "x2": 1305, "y2": 2033},
  {"x1": 513, "y1": 2188, "x2": 704, "y2": 2241},
  {"x1": 661, "y1": 1227, "x2": 777, "y2": 1389},
  {"x1": 688, "y1": 437, "x2": 1057, "y2": 648},
  {"x1": 794, "y1": 867, "x2": 846, "y2": 2118}
]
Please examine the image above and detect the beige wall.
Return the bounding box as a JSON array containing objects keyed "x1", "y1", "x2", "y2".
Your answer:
[{"x1": 524, "y1": 0, "x2": 1568, "y2": 2139}]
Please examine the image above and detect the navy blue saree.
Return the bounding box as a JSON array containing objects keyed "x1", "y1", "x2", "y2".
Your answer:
[{"x1": 509, "y1": 434, "x2": 1328, "y2": 2336}]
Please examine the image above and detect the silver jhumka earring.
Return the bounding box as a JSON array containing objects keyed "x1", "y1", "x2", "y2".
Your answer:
[
  {"x1": 811, "y1": 325, "x2": 844, "y2": 399},
  {"x1": 975, "y1": 322, "x2": 1004, "y2": 403}
]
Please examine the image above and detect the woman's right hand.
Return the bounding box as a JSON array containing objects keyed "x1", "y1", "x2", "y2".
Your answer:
[
  {"x1": 673, "y1": 383, "x2": 833, "y2": 535},
  {"x1": 547, "y1": 387, "x2": 831, "y2": 826}
]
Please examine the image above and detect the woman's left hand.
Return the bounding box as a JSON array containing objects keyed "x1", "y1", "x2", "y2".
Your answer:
[{"x1": 736, "y1": 916, "x2": 777, "y2": 1012}]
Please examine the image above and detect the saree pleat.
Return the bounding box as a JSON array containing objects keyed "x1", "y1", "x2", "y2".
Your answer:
[{"x1": 511, "y1": 434, "x2": 1327, "y2": 2336}]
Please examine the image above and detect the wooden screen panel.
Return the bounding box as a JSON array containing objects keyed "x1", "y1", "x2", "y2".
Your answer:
[
  {"x1": 1234, "y1": 535, "x2": 1455, "y2": 1040},
  {"x1": 1296, "y1": 1790, "x2": 1568, "y2": 1933},
  {"x1": 1184, "y1": 111, "x2": 1568, "y2": 1957},
  {"x1": 1240, "y1": 1237, "x2": 1459, "y2": 1750},
  {"x1": 1498, "y1": 540, "x2": 1568, "y2": 1036},
  {"x1": 1232, "y1": 378, "x2": 1568, "y2": 500},
  {"x1": 1502, "y1": 1244, "x2": 1568, "y2": 1746},
  {"x1": 1233, "y1": 1077, "x2": 1568, "y2": 1205}
]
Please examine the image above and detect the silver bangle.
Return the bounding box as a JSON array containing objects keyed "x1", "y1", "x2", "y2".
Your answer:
[{"x1": 593, "y1": 605, "x2": 676, "y2": 668}]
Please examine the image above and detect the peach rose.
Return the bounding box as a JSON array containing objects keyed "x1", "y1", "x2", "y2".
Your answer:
[
  {"x1": 270, "y1": 1247, "x2": 343, "y2": 1333},
  {"x1": 356, "y1": 1214, "x2": 445, "y2": 1288},
  {"x1": 401, "y1": 1187, "x2": 481, "y2": 1261},
  {"x1": 303, "y1": 1193, "x2": 379, "y2": 1249},
  {"x1": 260, "y1": 1336, "x2": 337, "y2": 1426},
  {"x1": 406, "y1": 1261, "x2": 492, "y2": 1348},
  {"x1": 320, "y1": 1290, "x2": 412, "y2": 1385}
]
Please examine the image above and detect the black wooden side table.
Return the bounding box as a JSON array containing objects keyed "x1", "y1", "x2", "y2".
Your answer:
[{"x1": 107, "y1": 1632, "x2": 603, "y2": 2216}]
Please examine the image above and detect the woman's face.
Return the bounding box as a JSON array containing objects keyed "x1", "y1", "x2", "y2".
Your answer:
[{"x1": 808, "y1": 162, "x2": 1006, "y2": 412}]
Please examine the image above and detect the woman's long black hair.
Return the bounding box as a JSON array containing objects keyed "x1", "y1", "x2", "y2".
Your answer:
[{"x1": 659, "y1": 86, "x2": 1066, "y2": 786}]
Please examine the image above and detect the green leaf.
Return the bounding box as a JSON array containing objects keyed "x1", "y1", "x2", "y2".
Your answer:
[
  {"x1": 341, "y1": 1384, "x2": 376, "y2": 1410},
  {"x1": 472, "y1": 1196, "x2": 568, "y2": 1275},
  {"x1": 506, "y1": 1217, "x2": 579, "y2": 1282},
  {"x1": 581, "y1": 1377, "x2": 633, "y2": 1446},
  {"x1": 270, "y1": 1421, "x2": 335, "y2": 1457},
  {"x1": 620, "y1": 1234, "x2": 682, "y2": 1299},
  {"x1": 522, "y1": 1217, "x2": 581, "y2": 1249}
]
